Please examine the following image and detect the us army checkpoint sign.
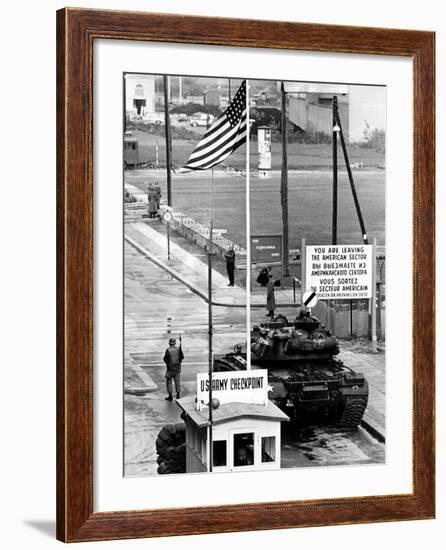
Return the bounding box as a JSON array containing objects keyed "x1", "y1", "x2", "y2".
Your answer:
[
  {"x1": 305, "y1": 244, "x2": 373, "y2": 299},
  {"x1": 196, "y1": 370, "x2": 269, "y2": 411}
]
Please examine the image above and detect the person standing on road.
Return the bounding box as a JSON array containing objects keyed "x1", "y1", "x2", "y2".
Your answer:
[
  {"x1": 163, "y1": 337, "x2": 184, "y2": 401},
  {"x1": 154, "y1": 182, "x2": 162, "y2": 210},
  {"x1": 147, "y1": 183, "x2": 158, "y2": 219},
  {"x1": 266, "y1": 272, "x2": 276, "y2": 318},
  {"x1": 224, "y1": 245, "x2": 236, "y2": 287}
]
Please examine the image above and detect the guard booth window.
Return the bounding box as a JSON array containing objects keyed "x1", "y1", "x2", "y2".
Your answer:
[
  {"x1": 233, "y1": 433, "x2": 254, "y2": 466},
  {"x1": 261, "y1": 436, "x2": 276, "y2": 463},
  {"x1": 212, "y1": 440, "x2": 227, "y2": 467}
]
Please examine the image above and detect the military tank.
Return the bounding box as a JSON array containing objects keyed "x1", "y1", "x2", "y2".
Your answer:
[{"x1": 214, "y1": 309, "x2": 368, "y2": 429}]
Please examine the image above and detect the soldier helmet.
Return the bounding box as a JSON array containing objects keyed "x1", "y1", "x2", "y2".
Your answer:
[{"x1": 169, "y1": 338, "x2": 176, "y2": 345}]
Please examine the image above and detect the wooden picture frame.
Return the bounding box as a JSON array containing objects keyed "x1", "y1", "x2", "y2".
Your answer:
[{"x1": 56, "y1": 7, "x2": 435, "y2": 542}]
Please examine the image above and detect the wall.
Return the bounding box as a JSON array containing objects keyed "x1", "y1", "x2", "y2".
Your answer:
[
  {"x1": 1, "y1": 2, "x2": 443, "y2": 550},
  {"x1": 288, "y1": 93, "x2": 349, "y2": 136}
]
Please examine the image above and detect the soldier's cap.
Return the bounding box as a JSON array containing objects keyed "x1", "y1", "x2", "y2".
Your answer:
[{"x1": 169, "y1": 338, "x2": 176, "y2": 344}]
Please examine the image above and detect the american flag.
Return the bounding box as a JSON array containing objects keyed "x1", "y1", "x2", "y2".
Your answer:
[{"x1": 180, "y1": 80, "x2": 247, "y2": 172}]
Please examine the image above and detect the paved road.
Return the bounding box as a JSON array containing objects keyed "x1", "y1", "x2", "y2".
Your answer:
[{"x1": 124, "y1": 241, "x2": 384, "y2": 477}]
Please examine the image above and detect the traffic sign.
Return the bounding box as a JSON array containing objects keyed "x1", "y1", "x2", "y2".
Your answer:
[
  {"x1": 302, "y1": 288, "x2": 318, "y2": 308},
  {"x1": 163, "y1": 211, "x2": 172, "y2": 222}
]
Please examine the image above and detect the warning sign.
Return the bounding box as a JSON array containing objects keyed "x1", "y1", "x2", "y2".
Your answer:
[{"x1": 305, "y1": 244, "x2": 373, "y2": 299}]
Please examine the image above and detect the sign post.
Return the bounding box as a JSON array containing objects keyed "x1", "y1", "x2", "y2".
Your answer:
[
  {"x1": 301, "y1": 238, "x2": 306, "y2": 305},
  {"x1": 163, "y1": 210, "x2": 172, "y2": 260},
  {"x1": 371, "y1": 238, "x2": 377, "y2": 353}
]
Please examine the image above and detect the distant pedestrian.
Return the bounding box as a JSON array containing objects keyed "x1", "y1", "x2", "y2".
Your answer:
[
  {"x1": 266, "y1": 272, "x2": 276, "y2": 318},
  {"x1": 163, "y1": 337, "x2": 184, "y2": 401},
  {"x1": 224, "y1": 246, "x2": 236, "y2": 287},
  {"x1": 147, "y1": 184, "x2": 158, "y2": 218},
  {"x1": 154, "y1": 182, "x2": 162, "y2": 209}
]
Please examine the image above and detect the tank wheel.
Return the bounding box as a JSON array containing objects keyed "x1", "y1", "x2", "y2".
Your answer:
[{"x1": 337, "y1": 395, "x2": 368, "y2": 430}]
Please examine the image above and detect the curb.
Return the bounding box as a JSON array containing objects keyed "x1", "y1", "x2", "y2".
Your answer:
[
  {"x1": 124, "y1": 356, "x2": 158, "y2": 395},
  {"x1": 360, "y1": 416, "x2": 385, "y2": 443},
  {"x1": 125, "y1": 234, "x2": 300, "y2": 309},
  {"x1": 125, "y1": 387, "x2": 157, "y2": 396}
]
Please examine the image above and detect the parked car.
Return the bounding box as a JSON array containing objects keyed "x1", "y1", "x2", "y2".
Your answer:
[
  {"x1": 144, "y1": 112, "x2": 164, "y2": 125},
  {"x1": 190, "y1": 113, "x2": 215, "y2": 127}
]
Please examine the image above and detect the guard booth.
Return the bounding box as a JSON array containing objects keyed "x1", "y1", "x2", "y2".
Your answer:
[
  {"x1": 124, "y1": 134, "x2": 139, "y2": 168},
  {"x1": 176, "y1": 370, "x2": 289, "y2": 473}
]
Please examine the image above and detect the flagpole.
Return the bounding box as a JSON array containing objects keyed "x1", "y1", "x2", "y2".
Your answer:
[
  {"x1": 208, "y1": 168, "x2": 214, "y2": 472},
  {"x1": 246, "y1": 80, "x2": 251, "y2": 371},
  {"x1": 163, "y1": 75, "x2": 172, "y2": 206}
]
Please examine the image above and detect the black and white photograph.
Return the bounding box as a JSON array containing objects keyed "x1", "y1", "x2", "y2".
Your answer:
[
  {"x1": 123, "y1": 73, "x2": 386, "y2": 477},
  {"x1": 2, "y1": 0, "x2": 441, "y2": 547}
]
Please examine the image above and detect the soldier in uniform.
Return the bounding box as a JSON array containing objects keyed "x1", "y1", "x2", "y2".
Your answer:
[
  {"x1": 163, "y1": 337, "x2": 184, "y2": 401},
  {"x1": 266, "y1": 272, "x2": 276, "y2": 318},
  {"x1": 224, "y1": 245, "x2": 236, "y2": 287},
  {"x1": 147, "y1": 183, "x2": 158, "y2": 218},
  {"x1": 154, "y1": 182, "x2": 162, "y2": 210}
]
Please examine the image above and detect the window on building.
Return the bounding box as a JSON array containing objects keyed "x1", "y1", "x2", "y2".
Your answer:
[
  {"x1": 134, "y1": 84, "x2": 144, "y2": 97},
  {"x1": 261, "y1": 436, "x2": 276, "y2": 463},
  {"x1": 233, "y1": 433, "x2": 254, "y2": 467},
  {"x1": 213, "y1": 440, "x2": 227, "y2": 467}
]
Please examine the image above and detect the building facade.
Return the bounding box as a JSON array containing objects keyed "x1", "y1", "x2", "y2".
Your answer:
[{"x1": 124, "y1": 74, "x2": 156, "y2": 117}]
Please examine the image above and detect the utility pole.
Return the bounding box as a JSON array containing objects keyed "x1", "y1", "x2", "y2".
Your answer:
[
  {"x1": 280, "y1": 82, "x2": 290, "y2": 278},
  {"x1": 163, "y1": 75, "x2": 172, "y2": 206},
  {"x1": 334, "y1": 107, "x2": 368, "y2": 245},
  {"x1": 332, "y1": 96, "x2": 338, "y2": 245}
]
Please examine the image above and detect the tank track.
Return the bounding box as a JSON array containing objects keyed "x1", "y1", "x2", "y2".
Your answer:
[{"x1": 337, "y1": 395, "x2": 368, "y2": 430}]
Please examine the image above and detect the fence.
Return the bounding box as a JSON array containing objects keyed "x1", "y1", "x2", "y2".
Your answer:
[{"x1": 312, "y1": 299, "x2": 385, "y2": 340}]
